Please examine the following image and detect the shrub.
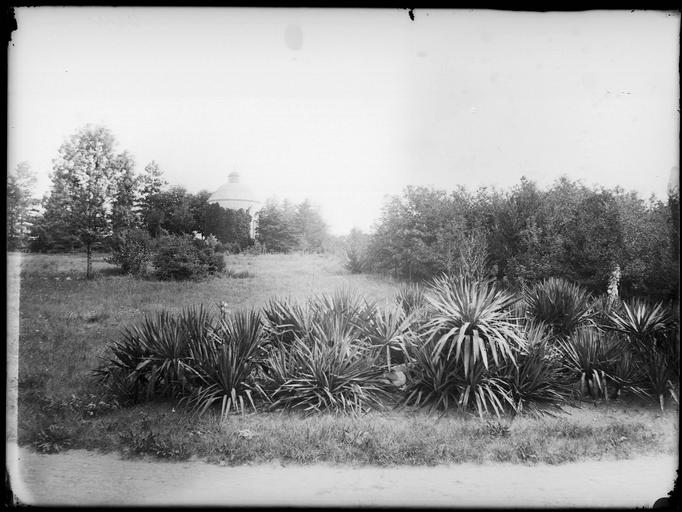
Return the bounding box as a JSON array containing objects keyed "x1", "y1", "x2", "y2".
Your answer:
[
  {"x1": 402, "y1": 274, "x2": 523, "y2": 417},
  {"x1": 152, "y1": 235, "x2": 225, "y2": 280},
  {"x1": 263, "y1": 327, "x2": 392, "y2": 414},
  {"x1": 422, "y1": 274, "x2": 523, "y2": 377},
  {"x1": 357, "y1": 304, "x2": 414, "y2": 368},
  {"x1": 262, "y1": 297, "x2": 314, "y2": 349},
  {"x1": 106, "y1": 228, "x2": 154, "y2": 275},
  {"x1": 499, "y1": 322, "x2": 567, "y2": 416},
  {"x1": 395, "y1": 282, "x2": 427, "y2": 318},
  {"x1": 607, "y1": 298, "x2": 672, "y2": 353},
  {"x1": 345, "y1": 245, "x2": 367, "y2": 273},
  {"x1": 34, "y1": 424, "x2": 72, "y2": 453},
  {"x1": 524, "y1": 277, "x2": 594, "y2": 338},
  {"x1": 556, "y1": 327, "x2": 621, "y2": 400},
  {"x1": 183, "y1": 310, "x2": 266, "y2": 418},
  {"x1": 94, "y1": 306, "x2": 214, "y2": 402},
  {"x1": 607, "y1": 298, "x2": 678, "y2": 409}
]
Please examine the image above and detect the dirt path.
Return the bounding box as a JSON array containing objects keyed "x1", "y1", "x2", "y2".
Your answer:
[{"x1": 8, "y1": 444, "x2": 676, "y2": 507}]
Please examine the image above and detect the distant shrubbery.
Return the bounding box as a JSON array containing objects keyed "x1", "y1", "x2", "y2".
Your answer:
[
  {"x1": 153, "y1": 235, "x2": 226, "y2": 280},
  {"x1": 106, "y1": 229, "x2": 154, "y2": 276},
  {"x1": 106, "y1": 229, "x2": 225, "y2": 280},
  {"x1": 363, "y1": 177, "x2": 679, "y2": 301},
  {"x1": 256, "y1": 199, "x2": 327, "y2": 253}
]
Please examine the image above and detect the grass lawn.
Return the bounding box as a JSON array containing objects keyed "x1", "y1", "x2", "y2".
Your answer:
[{"x1": 13, "y1": 252, "x2": 679, "y2": 465}]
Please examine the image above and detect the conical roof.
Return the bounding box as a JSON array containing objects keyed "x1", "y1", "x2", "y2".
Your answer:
[{"x1": 209, "y1": 172, "x2": 261, "y2": 211}]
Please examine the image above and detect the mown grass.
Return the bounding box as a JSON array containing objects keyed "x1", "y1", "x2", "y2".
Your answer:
[
  {"x1": 18, "y1": 391, "x2": 677, "y2": 466},
  {"x1": 13, "y1": 252, "x2": 679, "y2": 465}
]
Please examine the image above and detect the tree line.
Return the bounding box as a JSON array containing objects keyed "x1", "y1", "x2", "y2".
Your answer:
[
  {"x1": 6, "y1": 125, "x2": 328, "y2": 276},
  {"x1": 356, "y1": 177, "x2": 679, "y2": 301}
]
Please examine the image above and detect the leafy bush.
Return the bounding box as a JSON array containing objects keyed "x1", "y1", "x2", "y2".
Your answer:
[
  {"x1": 106, "y1": 228, "x2": 154, "y2": 275},
  {"x1": 152, "y1": 234, "x2": 225, "y2": 280},
  {"x1": 183, "y1": 310, "x2": 266, "y2": 418},
  {"x1": 524, "y1": 277, "x2": 594, "y2": 338}
]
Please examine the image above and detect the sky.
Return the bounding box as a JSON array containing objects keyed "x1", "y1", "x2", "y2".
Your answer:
[{"x1": 8, "y1": 8, "x2": 680, "y2": 235}]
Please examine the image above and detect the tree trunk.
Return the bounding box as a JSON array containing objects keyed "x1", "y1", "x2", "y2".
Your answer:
[{"x1": 86, "y1": 241, "x2": 93, "y2": 280}]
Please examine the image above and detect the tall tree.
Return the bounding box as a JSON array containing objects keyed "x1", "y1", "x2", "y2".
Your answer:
[
  {"x1": 256, "y1": 199, "x2": 299, "y2": 252},
  {"x1": 110, "y1": 151, "x2": 140, "y2": 232},
  {"x1": 7, "y1": 162, "x2": 39, "y2": 250},
  {"x1": 42, "y1": 125, "x2": 123, "y2": 278},
  {"x1": 139, "y1": 160, "x2": 167, "y2": 230},
  {"x1": 295, "y1": 199, "x2": 327, "y2": 252}
]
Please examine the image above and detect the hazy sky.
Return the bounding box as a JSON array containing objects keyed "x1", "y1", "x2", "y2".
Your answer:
[{"x1": 8, "y1": 8, "x2": 680, "y2": 235}]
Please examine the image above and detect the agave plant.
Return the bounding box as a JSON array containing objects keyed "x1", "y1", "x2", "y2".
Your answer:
[
  {"x1": 183, "y1": 309, "x2": 266, "y2": 418},
  {"x1": 607, "y1": 298, "x2": 673, "y2": 352},
  {"x1": 499, "y1": 321, "x2": 567, "y2": 417},
  {"x1": 524, "y1": 277, "x2": 594, "y2": 338},
  {"x1": 423, "y1": 274, "x2": 524, "y2": 378}
]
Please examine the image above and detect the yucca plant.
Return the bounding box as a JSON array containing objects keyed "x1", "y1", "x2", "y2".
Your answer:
[
  {"x1": 423, "y1": 274, "x2": 524, "y2": 378},
  {"x1": 395, "y1": 282, "x2": 427, "y2": 318},
  {"x1": 183, "y1": 309, "x2": 266, "y2": 418},
  {"x1": 402, "y1": 336, "x2": 515, "y2": 418},
  {"x1": 263, "y1": 318, "x2": 392, "y2": 414},
  {"x1": 607, "y1": 298, "x2": 673, "y2": 353},
  {"x1": 401, "y1": 274, "x2": 523, "y2": 417},
  {"x1": 262, "y1": 297, "x2": 313, "y2": 348},
  {"x1": 524, "y1": 277, "x2": 594, "y2": 338},
  {"x1": 95, "y1": 307, "x2": 211, "y2": 402},
  {"x1": 499, "y1": 321, "x2": 567, "y2": 417},
  {"x1": 457, "y1": 364, "x2": 514, "y2": 418},
  {"x1": 310, "y1": 288, "x2": 376, "y2": 335},
  {"x1": 642, "y1": 346, "x2": 676, "y2": 412},
  {"x1": 357, "y1": 304, "x2": 415, "y2": 369},
  {"x1": 93, "y1": 330, "x2": 152, "y2": 402},
  {"x1": 608, "y1": 346, "x2": 648, "y2": 400},
  {"x1": 402, "y1": 333, "x2": 462, "y2": 412},
  {"x1": 556, "y1": 327, "x2": 620, "y2": 400}
]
